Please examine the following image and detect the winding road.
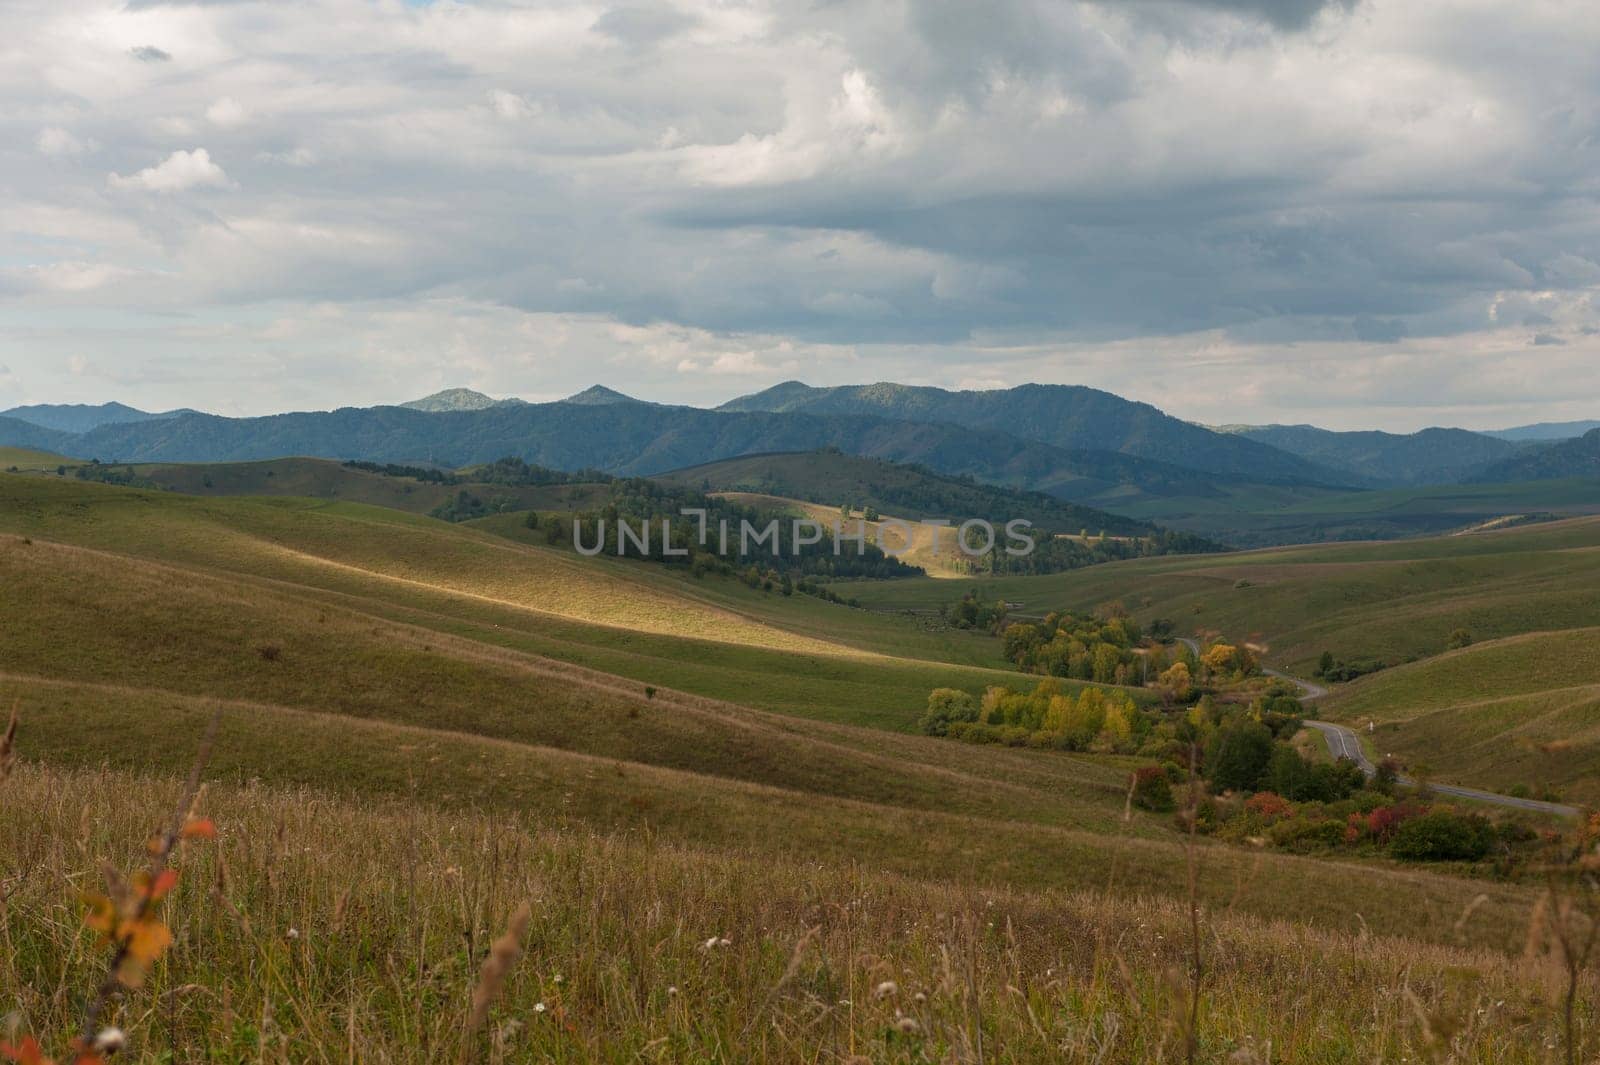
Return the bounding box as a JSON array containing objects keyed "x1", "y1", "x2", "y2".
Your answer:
[{"x1": 1173, "y1": 638, "x2": 1579, "y2": 818}]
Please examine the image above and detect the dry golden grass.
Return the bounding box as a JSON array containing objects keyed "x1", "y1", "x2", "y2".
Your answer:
[
  {"x1": 711, "y1": 492, "x2": 975, "y2": 577},
  {"x1": 1, "y1": 761, "x2": 1592, "y2": 1064}
]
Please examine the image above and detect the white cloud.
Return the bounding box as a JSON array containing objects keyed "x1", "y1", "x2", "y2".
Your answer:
[
  {"x1": 256, "y1": 146, "x2": 316, "y2": 167},
  {"x1": 36, "y1": 127, "x2": 90, "y2": 156},
  {"x1": 487, "y1": 89, "x2": 538, "y2": 120},
  {"x1": 108, "y1": 148, "x2": 231, "y2": 193},
  {"x1": 205, "y1": 96, "x2": 248, "y2": 127}
]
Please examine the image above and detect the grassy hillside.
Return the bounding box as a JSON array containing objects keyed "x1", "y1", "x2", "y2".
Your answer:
[
  {"x1": 0, "y1": 446, "x2": 76, "y2": 470},
  {"x1": 3, "y1": 468, "x2": 1598, "y2": 1062},
  {"x1": 1321, "y1": 629, "x2": 1600, "y2": 804},
  {"x1": 0, "y1": 476, "x2": 1540, "y2": 934},
  {"x1": 2, "y1": 763, "x2": 1576, "y2": 1063},
  {"x1": 658, "y1": 449, "x2": 1165, "y2": 537},
  {"x1": 0, "y1": 477, "x2": 1046, "y2": 728},
  {"x1": 115, "y1": 456, "x2": 593, "y2": 516},
  {"x1": 1108, "y1": 478, "x2": 1600, "y2": 546},
  {"x1": 845, "y1": 516, "x2": 1600, "y2": 677}
]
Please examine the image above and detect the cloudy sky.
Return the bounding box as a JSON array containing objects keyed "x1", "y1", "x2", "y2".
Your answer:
[{"x1": 2, "y1": 0, "x2": 1598, "y2": 430}]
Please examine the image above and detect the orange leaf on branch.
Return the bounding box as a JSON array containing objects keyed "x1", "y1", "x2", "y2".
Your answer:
[
  {"x1": 180, "y1": 817, "x2": 216, "y2": 841},
  {"x1": 0, "y1": 1037, "x2": 56, "y2": 1065}
]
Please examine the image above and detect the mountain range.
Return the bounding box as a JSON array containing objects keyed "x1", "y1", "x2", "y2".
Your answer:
[
  {"x1": 1216, "y1": 424, "x2": 1521, "y2": 487},
  {"x1": 2, "y1": 385, "x2": 1594, "y2": 530}
]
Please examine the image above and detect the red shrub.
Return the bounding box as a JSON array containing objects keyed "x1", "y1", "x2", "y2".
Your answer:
[
  {"x1": 1245, "y1": 791, "x2": 1293, "y2": 822},
  {"x1": 1366, "y1": 803, "x2": 1424, "y2": 842}
]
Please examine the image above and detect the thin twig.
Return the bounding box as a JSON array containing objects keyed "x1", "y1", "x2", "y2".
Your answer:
[{"x1": 80, "y1": 705, "x2": 224, "y2": 1042}]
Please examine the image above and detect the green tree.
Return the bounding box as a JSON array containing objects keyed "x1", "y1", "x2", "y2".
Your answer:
[
  {"x1": 1130, "y1": 767, "x2": 1175, "y2": 812},
  {"x1": 1205, "y1": 721, "x2": 1274, "y2": 793},
  {"x1": 1318, "y1": 650, "x2": 1335, "y2": 677},
  {"x1": 1389, "y1": 811, "x2": 1494, "y2": 861}
]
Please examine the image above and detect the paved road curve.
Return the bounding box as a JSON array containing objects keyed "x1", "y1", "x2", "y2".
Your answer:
[{"x1": 1174, "y1": 639, "x2": 1580, "y2": 818}]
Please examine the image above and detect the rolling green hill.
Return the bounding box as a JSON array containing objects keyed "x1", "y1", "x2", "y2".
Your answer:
[
  {"x1": 1, "y1": 466, "x2": 1591, "y2": 1063},
  {"x1": 1321, "y1": 629, "x2": 1600, "y2": 805},
  {"x1": 845, "y1": 515, "x2": 1600, "y2": 678},
  {"x1": 0, "y1": 473, "x2": 1525, "y2": 943},
  {"x1": 118, "y1": 456, "x2": 588, "y2": 516},
  {"x1": 1107, "y1": 477, "x2": 1600, "y2": 546},
  {"x1": 0, "y1": 446, "x2": 77, "y2": 470}
]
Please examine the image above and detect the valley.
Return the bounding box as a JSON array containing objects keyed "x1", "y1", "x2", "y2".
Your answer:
[{"x1": 3, "y1": 407, "x2": 1598, "y2": 1063}]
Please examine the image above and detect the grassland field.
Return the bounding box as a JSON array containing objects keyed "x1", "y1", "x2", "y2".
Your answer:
[
  {"x1": 5, "y1": 466, "x2": 1600, "y2": 1062},
  {"x1": 4, "y1": 762, "x2": 1584, "y2": 1064}
]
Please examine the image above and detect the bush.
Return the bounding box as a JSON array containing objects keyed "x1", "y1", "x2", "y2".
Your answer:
[
  {"x1": 919, "y1": 689, "x2": 978, "y2": 736},
  {"x1": 1130, "y1": 767, "x2": 1175, "y2": 812},
  {"x1": 1268, "y1": 816, "x2": 1345, "y2": 853},
  {"x1": 1388, "y1": 811, "x2": 1495, "y2": 862},
  {"x1": 1244, "y1": 791, "x2": 1293, "y2": 822}
]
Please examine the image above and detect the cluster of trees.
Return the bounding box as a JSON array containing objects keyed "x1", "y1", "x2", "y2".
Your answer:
[
  {"x1": 1179, "y1": 787, "x2": 1529, "y2": 864},
  {"x1": 1187, "y1": 694, "x2": 1352, "y2": 799},
  {"x1": 1124, "y1": 694, "x2": 1541, "y2": 865},
  {"x1": 941, "y1": 594, "x2": 1009, "y2": 632},
  {"x1": 429, "y1": 489, "x2": 523, "y2": 522},
  {"x1": 72, "y1": 464, "x2": 163, "y2": 490},
  {"x1": 349, "y1": 457, "x2": 610, "y2": 488},
  {"x1": 927, "y1": 674, "x2": 1537, "y2": 865},
  {"x1": 918, "y1": 680, "x2": 1150, "y2": 753},
  {"x1": 1314, "y1": 650, "x2": 1389, "y2": 683},
  {"x1": 978, "y1": 528, "x2": 1224, "y2": 577},
  {"x1": 462, "y1": 457, "x2": 610, "y2": 486},
  {"x1": 344, "y1": 460, "x2": 461, "y2": 484},
  {"x1": 975, "y1": 603, "x2": 1258, "y2": 693},
  {"x1": 999, "y1": 609, "x2": 1146, "y2": 684}
]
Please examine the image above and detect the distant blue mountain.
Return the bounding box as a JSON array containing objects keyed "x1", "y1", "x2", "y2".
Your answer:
[
  {"x1": 1485, "y1": 420, "x2": 1600, "y2": 442},
  {"x1": 1, "y1": 401, "x2": 197, "y2": 434}
]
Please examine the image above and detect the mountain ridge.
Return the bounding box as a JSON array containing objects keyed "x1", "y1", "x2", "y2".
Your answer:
[
  {"x1": 1471, "y1": 428, "x2": 1600, "y2": 482},
  {"x1": 1221, "y1": 423, "x2": 1520, "y2": 486},
  {"x1": 1, "y1": 401, "x2": 198, "y2": 434},
  {"x1": 719, "y1": 380, "x2": 1356, "y2": 486}
]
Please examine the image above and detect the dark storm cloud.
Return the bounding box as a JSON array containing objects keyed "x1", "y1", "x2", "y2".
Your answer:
[{"x1": 1144, "y1": 0, "x2": 1356, "y2": 31}]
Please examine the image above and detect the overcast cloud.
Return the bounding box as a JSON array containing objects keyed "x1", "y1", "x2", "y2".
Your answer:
[{"x1": 1, "y1": 0, "x2": 1598, "y2": 429}]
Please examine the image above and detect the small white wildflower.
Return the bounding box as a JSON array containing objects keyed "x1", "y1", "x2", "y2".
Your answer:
[
  {"x1": 91, "y1": 1028, "x2": 127, "y2": 1056},
  {"x1": 286, "y1": 927, "x2": 300, "y2": 940},
  {"x1": 667, "y1": 985, "x2": 678, "y2": 997},
  {"x1": 874, "y1": 981, "x2": 898, "y2": 999},
  {"x1": 895, "y1": 1016, "x2": 921, "y2": 1035},
  {"x1": 533, "y1": 1002, "x2": 547, "y2": 1014},
  {"x1": 913, "y1": 991, "x2": 927, "y2": 1003}
]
